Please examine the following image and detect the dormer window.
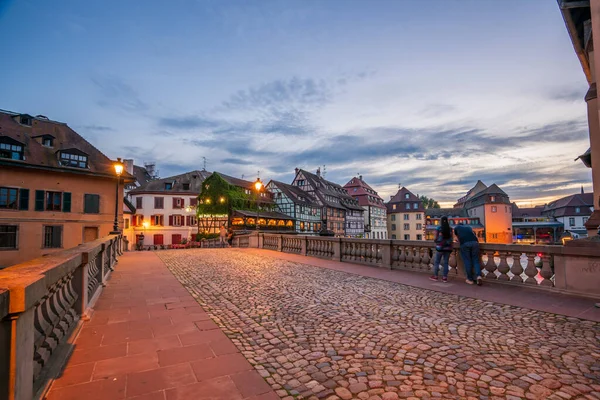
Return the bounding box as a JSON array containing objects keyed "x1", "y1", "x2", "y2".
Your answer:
[
  {"x1": 59, "y1": 149, "x2": 88, "y2": 168},
  {"x1": 182, "y1": 183, "x2": 190, "y2": 190},
  {"x1": 0, "y1": 137, "x2": 25, "y2": 160},
  {"x1": 43, "y1": 138, "x2": 53, "y2": 147},
  {"x1": 165, "y1": 183, "x2": 173, "y2": 190},
  {"x1": 20, "y1": 115, "x2": 32, "y2": 126},
  {"x1": 405, "y1": 193, "x2": 409, "y2": 199}
]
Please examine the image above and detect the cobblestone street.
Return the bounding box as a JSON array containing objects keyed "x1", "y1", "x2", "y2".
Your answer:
[{"x1": 157, "y1": 249, "x2": 600, "y2": 400}]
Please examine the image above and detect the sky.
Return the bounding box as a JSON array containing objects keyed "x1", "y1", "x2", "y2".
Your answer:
[{"x1": 0, "y1": 0, "x2": 593, "y2": 207}]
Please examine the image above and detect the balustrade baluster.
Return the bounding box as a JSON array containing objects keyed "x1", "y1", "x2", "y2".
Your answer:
[
  {"x1": 496, "y1": 251, "x2": 510, "y2": 281},
  {"x1": 539, "y1": 253, "x2": 554, "y2": 287},
  {"x1": 483, "y1": 250, "x2": 497, "y2": 280},
  {"x1": 421, "y1": 247, "x2": 430, "y2": 271},
  {"x1": 362, "y1": 243, "x2": 368, "y2": 262},
  {"x1": 403, "y1": 246, "x2": 412, "y2": 269},
  {"x1": 391, "y1": 244, "x2": 399, "y2": 268},
  {"x1": 507, "y1": 252, "x2": 522, "y2": 283},
  {"x1": 448, "y1": 249, "x2": 458, "y2": 276},
  {"x1": 411, "y1": 247, "x2": 420, "y2": 269},
  {"x1": 523, "y1": 252, "x2": 538, "y2": 284}
]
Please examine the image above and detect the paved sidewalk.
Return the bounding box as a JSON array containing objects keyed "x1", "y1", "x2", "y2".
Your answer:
[
  {"x1": 239, "y1": 248, "x2": 600, "y2": 322},
  {"x1": 45, "y1": 251, "x2": 278, "y2": 400}
]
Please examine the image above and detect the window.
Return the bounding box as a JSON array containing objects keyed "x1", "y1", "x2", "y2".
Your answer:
[
  {"x1": 391, "y1": 214, "x2": 396, "y2": 221},
  {"x1": 84, "y1": 194, "x2": 100, "y2": 214},
  {"x1": 154, "y1": 197, "x2": 164, "y2": 209},
  {"x1": 0, "y1": 139, "x2": 24, "y2": 160},
  {"x1": 490, "y1": 196, "x2": 496, "y2": 202},
  {"x1": 416, "y1": 234, "x2": 422, "y2": 240},
  {"x1": 337, "y1": 222, "x2": 341, "y2": 231},
  {"x1": 172, "y1": 234, "x2": 182, "y2": 245},
  {"x1": 404, "y1": 223, "x2": 410, "y2": 230},
  {"x1": 404, "y1": 214, "x2": 409, "y2": 220},
  {"x1": 406, "y1": 203, "x2": 411, "y2": 210},
  {"x1": 416, "y1": 223, "x2": 422, "y2": 230},
  {"x1": 124, "y1": 218, "x2": 130, "y2": 229},
  {"x1": 492, "y1": 233, "x2": 498, "y2": 239},
  {"x1": 300, "y1": 221, "x2": 305, "y2": 231},
  {"x1": 392, "y1": 204, "x2": 397, "y2": 210},
  {"x1": 43, "y1": 226, "x2": 63, "y2": 248},
  {"x1": 392, "y1": 234, "x2": 397, "y2": 239},
  {"x1": 153, "y1": 234, "x2": 164, "y2": 245},
  {"x1": 0, "y1": 187, "x2": 18, "y2": 209},
  {"x1": 583, "y1": 217, "x2": 589, "y2": 224},
  {"x1": 164, "y1": 183, "x2": 173, "y2": 190},
  {"x1": 136, "y1": 197, "x2": 143, "y2": 209},
  {"x1": 404, "y1": 234, "x2": 410, "y2": 240},
  {"x1": 45, "y1": 192, "x2": 62, "y2": 211},
  {"x1": 416, "y1": 214, "x2": 422, "y2": 220},
  {"x1": 182, "y1": 183, "x2": 190, "y2": 190},
  {"x1": 42, "y1": 137, "x2": 53, "y2": 147},
  {"x1": 151, "y1": 215, "x2": 164, "y2": 226},
  {"x1": 391, "y1": 224, "x2": 396, "y2": 231},
  {"x1": 171, "y1": 215, "x2": 184, "y2": 226},
  {"x1": 0, "y1": 225, "x2": 17, "y2": 249},
  {"x1": 413, "y1": 203, "x2": 419, "y2": 209},
  {"x1": 173, "y1": 197, "x2": 184, "y2": 209},
  {"x1": 575, "y1": 207, "x2": 581, "y2": 213},
  {"x1": 569, "y1": 217, "x2": 575, "y2": 226},
  {"x1": 491, "y1": 206, "x2": 497, "y2": 213},
  {"x1": 20, "y1": 115, "x2": 32, "y2": 126},
  {"x1": 188, "y1": 216, "x2": 197, "y2": 226},
  {"x1": 189, "y1": 197, "x2": 198, "y2": 207},
  {"x1": 405, "y1": 194, "x2": 409, "y2": 199},
  {"x1": 60, "y1": 151, "x2": 88, "y2": 168},
  {"x1": 133, "y1": 215, "x2": 144, "y2": 226},
  {"x1": 297, "y1": 180, "x2": 305, "y2": 186}
]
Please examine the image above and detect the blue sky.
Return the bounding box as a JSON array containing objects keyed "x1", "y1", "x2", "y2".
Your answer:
[{"x1": 0, "y1": 0, "x2": 592, "y2": 206}]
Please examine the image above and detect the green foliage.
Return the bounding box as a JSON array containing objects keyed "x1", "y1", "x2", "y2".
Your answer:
[
  {"x1": 195, "y1": 232, "x2": 219, "y2": 241},
  {"x1": 196, "y1": 173, "x2": 249, "y2": 216},
  {"x1": 420, "y1": 195, "x2": 440, "y2": 209}
]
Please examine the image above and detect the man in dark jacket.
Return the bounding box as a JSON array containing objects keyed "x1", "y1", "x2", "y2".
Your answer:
[{"x1": 454, "y1": 223, "x2": 482, "y2": 285}]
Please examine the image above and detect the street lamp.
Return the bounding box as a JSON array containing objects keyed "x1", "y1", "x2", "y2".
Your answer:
[
  {"x1": 110, "y1": 158, "x2": 124, "y2": 234},
  {"x1": 254, "y1": 178, "x2": 263, "y2": 231}
]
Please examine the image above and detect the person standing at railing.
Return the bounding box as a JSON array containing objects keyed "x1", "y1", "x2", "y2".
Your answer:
[
  {"x1": 430, "y1": 216, "x2": 453, "y2": 283},
  {"x1": 227, "y1": 228, "x2": 234, "y2": 247},
  {"x1": 454, "y1": 222, "x2": 482, "y2": 286},
  {"x1": 219, "y1": 225, "x2": 227, "y2": 248}
]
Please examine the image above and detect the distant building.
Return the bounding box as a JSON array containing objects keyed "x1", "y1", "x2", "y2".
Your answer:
[
  {"x1": 343, "y1": 176, "x2": 387, "y2": 239},
  {"x1": 454, "y1": 180, "x2": 512, "y2": 244},
  {"x1": 541, "y1": 190, "x2": 594, "y2": 238},
  {"x1": 123, "y1": 159, "x2": 157, "y2": 194},
  {"x1": 127, "y1": 170, "x2": 211, "y2": 247},
  {"x1": 267, "y1": 180, "x2": 322, "y2": 235},
  {"x1": 292, "y1": 168, "x2": 365, "y2": 237},
  {"x1": 511, "y1": 204, "x2": 563, "y2": 244},
  {"x1": 425, "y1": 208, "x2": 484, "y2": 241},
  {"x1": 0, "y1": 110, "x2": 132, "y2": 267},
  {"x1": 386, "y1": 187, "x2": 425, "y2": 241}
]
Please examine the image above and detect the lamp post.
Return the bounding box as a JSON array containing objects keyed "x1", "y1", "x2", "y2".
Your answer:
[
  {"x1": 254, "y1": 178, "x2": 263, "y2": 231},
  {"x1": 110, "y1": 158, "x2": 124, "y2": 234}
]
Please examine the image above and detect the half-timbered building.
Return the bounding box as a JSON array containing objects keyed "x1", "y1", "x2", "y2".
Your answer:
[{"x1": 267, "y1": 180, "x2": 322, "y2": 235}]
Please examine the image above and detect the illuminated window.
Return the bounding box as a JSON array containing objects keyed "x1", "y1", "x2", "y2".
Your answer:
[
  {"x1": 59, "y1": 151, "x2": 88, "y2": 168},
  {"x1": 0, "y1": 138, "x2": 25, "y2": 160}
]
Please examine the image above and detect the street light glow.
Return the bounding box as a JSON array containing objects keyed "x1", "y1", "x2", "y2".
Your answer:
[
  {"x1": 254, "y1": 178, "x2": 263, "y2": 191},
  {"x1": 114, "y1": 158, "x2": 124, "y2": 176}
]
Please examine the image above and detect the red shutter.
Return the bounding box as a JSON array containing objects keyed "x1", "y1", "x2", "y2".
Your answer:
[
  {"x1": 190, "y1": 198, "x2": 197, "y2": 206},
  {"x1": 150, "y1": 215, "x2": 155, "y2": 226},
  {"x1": 185, "y1": 216, "x2": 190, "y2": 226},
  {"x1": 172, "y1": 198, "x2": 177, "y2": 208},
  {"x1": 181, "y1": 198, "x2": 185, "y2": 207},
  {"x1": 160, "y1": 215, "x2": 164, "y2": 226},
  {"x1": 169, "y1": 215, "x2": 173, "y2": 226}
]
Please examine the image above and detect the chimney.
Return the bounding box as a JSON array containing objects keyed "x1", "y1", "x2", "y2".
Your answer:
[
  {"x1": 581, "y1": 185, "x2": 585, "y2": 194},
  {"x1": 295, "y1": 167, "x2": 299, "y2": 175},
  {"x1": 123, "y1": 159, "x2": 134, "y2": 175},
  {"x1": 359, "y1": 175, "x2": 362, "y2": 180},
  {"x1": 316, "y1": 167, "x2": 321, "y2": 177}
]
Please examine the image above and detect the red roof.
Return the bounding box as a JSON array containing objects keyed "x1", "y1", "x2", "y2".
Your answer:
[{"x1": 343, "y1": 176, "x2": 385, "y2": 209}]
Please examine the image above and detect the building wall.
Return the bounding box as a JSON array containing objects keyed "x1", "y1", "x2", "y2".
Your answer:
[
  {"x1": 558, "y1": 215, "x2": 590, "y2": 233},
  {"x1": 129, "y1": 192, "x2": 198, "y2": 246},
  {"x1": 0, "y1": 166, "x2": 123, "y2": 267},
  {"x1": 364, "y1": 206, "x2": 387, "y2": 239},
  {"x1": 589, "y1": 4, "x2": 600, "y2": 234},
  {"x1": 324, "y1": 207, "x2": 345, "y2": 236},
  {"x1": 345, "y1": 211, "x2": 364, "y2": 237},
  {"x1": 483, "y1": 203, "x2": 512, "y2": 244},
  {"x1": 386, "y1": 211, "x2": 425, "y2": 240}
]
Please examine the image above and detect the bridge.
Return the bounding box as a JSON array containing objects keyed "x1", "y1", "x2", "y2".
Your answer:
[{"x1": 0, "y1": 234, "x2": 598, "y2": 400}]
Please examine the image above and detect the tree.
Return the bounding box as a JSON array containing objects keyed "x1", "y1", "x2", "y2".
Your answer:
[{"x1": 420, "y1": 195, "x2": 440, "y2": 209}]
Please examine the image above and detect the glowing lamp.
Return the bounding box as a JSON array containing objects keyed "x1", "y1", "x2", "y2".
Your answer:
[{"x1": 254, "y1": 178, "x2": 263, "y2": 191}]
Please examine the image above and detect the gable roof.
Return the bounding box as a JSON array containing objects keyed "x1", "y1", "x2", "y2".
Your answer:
[
  {"x1": 0, "y1": 109, "x2": 133, "y2": 180},
  {"x1": 543, "y1": 192, "x2": 594, "y2": 217},
  {"x1": 343, "y1": 176, "x2": 385, "y2": 209},
  {"x1": 296, "y1": 169, "x2": 364, "y2": 211},
  {"x1": 129, "y1": 170, "x2": 211, "y2": 194},
  {"x1": 268, "y1": 180, "x2": 320, "y2": 206},
  {"x1": 215, "y1": 172, "x2": 258, "y2": 190},
  {"x1": 386, "y1": 187, "x2": 425, "y2": 213}
]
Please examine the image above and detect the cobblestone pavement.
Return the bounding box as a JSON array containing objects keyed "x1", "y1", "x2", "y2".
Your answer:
[{"x1": 157, "y1": 249, "x2": 600, "y2": 400}]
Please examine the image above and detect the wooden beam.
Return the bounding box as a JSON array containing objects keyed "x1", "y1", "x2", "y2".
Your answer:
[{"x1": 560, "y1": 0, "x2": 590, "y2": 9}]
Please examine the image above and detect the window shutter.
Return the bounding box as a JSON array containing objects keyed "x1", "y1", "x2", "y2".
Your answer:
[
  {"x1": 172, "y1": 198, "x2": 177, "y2": 208},
  {"x1": 181, "y1": 198, "x2": 185, "y2": 207},
  {"x1": 185, "y1": 216, "x2": 190, "y2": 226},
  {"x1": 63, "y1": 192, "x2": 71, "y2": 212},
  {"x1": 150, "y1": 215, "x2": 155, "y2": 226},
  {"x1": 19, "y1": 189, "x2": 29, "y2": 210},
  {"x1": 160, "y1": 215, "x2": 164, "y2": 226},
  {"x1": 169, "y1": 215, "x2": 173, "y2": 226},
  {"x1": 53, "y1": 226, "x2": 62, "y2": 248},
  {"x1": 35, "y1": 190, "x2": 45, "y2": 211}
]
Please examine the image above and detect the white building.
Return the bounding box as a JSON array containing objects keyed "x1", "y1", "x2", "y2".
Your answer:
[
  {"x1": 126, "y1": 170, "x2": 211, "y2": 247},
  {"x1": 542, "y1": 190, "x2": 595, "y2": 238}
]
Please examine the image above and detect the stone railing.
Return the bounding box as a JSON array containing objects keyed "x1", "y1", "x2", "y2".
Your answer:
[
  {"x1": 258, "y1": 234, "x2": 600, "y2": 299},
  {"x1": 0, "y1": 235, "x2": 123, "y2": 400}
]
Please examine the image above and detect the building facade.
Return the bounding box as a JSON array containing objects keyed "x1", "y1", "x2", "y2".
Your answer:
[
  {"x1": 425, "y1": 208, "x2": 484, "y2": 241},
  {"x1": 541, "y1": 191, "x2": 594, "y2": 238},
  {"x1": 292, "y1": 168, "x2": 364, "y2": 237},
  {"x1": 454, "y1": 180, "x2": 513, "y2": 244},
  {"x1": 127, "y1": 170, "x2": 211, "y2": 247},
  {"x1": 511, "y1": 204, "x2": 563, "y2": 244},
  {"x1": 386, "y1": 187, "x2": 425, "y2": 241},
  {"x1": 0, "y1": 110, "x2": 130, "y2": 267},
  {"x1": 343, "y1": 176, "x2": 387, "y2": 239},
  {"x1": 267, "y1": 180, "x2": 322, "y2": 235}
]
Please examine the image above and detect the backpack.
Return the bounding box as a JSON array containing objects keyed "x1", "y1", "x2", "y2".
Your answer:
[{"x1": 435, "y1": 229, "x2": 453, "y2": 252}]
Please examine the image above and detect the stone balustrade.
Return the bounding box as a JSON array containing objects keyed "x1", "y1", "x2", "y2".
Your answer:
[
  {"x1": 0, "y1": 234, "x2": 123, "y2": 400},
  {"x1": 257, "y1": 234, "x2": 600, "y2": 299}
]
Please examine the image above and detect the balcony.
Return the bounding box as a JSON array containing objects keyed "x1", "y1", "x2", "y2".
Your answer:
[{"x1": 0, "y1": 234, "x2": 598, "y2": 399}]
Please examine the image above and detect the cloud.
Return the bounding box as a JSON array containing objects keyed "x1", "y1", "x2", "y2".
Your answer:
[
  {"x1": 221, "y1": 158, "x2": 253, "y2": 165},
  {"x1": 80, "y1": 124, "x2": 114, "y2": 132},
  {"x1": 91, "y1": 75, "x2": 148, "y2": 112},
  {"x1": 158, "y1": 116, "x2": 220, "y2": 129},
  {"x1": 548, "y1": 88, "x2": 585, "y2": 103}
]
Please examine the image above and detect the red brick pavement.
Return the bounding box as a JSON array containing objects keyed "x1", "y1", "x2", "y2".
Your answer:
[{"x1": 45, "y1": 251, "x2": 278, "y2": 400}]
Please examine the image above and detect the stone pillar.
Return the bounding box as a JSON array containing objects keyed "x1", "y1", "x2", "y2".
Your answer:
[
  {"x1": 380, "y1": 241, "x2": 392, "y2": 269},
  {"x1": 300, "y1": 236, "x2": 307, "y2": 256},
  {"x1": 277, "y1": 235, "x2": 283, "y2": 252},
  {"x1": 332, "y1": 239, "x2": 341, "y2": 262},
  {"x1": 73, "y1": 255, "x2": 89, "y2": 319},
  {"x1": 99, "y1": 244, "x2": 108, "y2": 287}
]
